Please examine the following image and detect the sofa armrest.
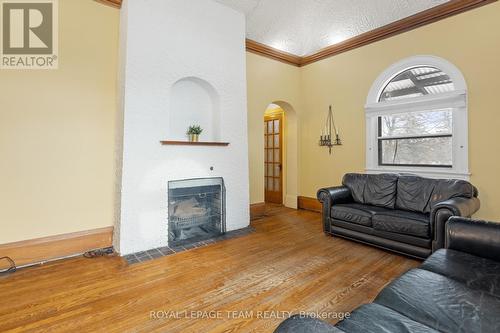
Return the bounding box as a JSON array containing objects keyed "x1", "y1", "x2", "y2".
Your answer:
[
  {"x1": 274, "y1": 315, "x2": 345, "y2": 333},
  {"x1": 434, "y1": 197, "x2": 480, "y2": 217},
  {"x1": 446, "y1": 217, "x2": 500, "y2": 262},
  {"x1": 317, "y1": 186, "x2": 353, "y2": 233},
  {"x1": 430, "y1": 197, "x2": 480, "y2": 252},
  {"x1": 317, "y1": 186, "x2": 353, "y2": 205}
]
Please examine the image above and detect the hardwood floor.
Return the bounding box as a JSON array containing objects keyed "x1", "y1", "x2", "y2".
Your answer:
[{"x1": 0, "y1": 208, "x2": 419, "y2": 333}]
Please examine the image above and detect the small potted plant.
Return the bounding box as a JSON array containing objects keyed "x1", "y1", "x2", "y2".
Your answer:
[{"x1": 187, "y1": 125, "x2": 203, "y2": 142}]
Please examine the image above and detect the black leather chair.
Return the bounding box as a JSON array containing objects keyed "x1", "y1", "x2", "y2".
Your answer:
[
  {"x1": 274, "y1": 217, "x2": 500, "y2": 333},
  {"x1": 317, "y1": 173, "x2": 480, "y2": 259}
]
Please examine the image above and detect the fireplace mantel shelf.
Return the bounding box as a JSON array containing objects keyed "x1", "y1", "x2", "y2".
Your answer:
[{"x1": 160, "y1": 140, "x2": 230, "y2": 146}]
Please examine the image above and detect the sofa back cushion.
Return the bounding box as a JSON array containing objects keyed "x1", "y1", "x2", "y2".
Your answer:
[
  {"x1": 342, "y1": 173, "x2": 367, "y2": 204},
  {"x1": 396, "y1": 175, "x2": 476, "y2": 213},
  {"x1": 342, "y1": 173, "x2": 398, "y2": 208},
  {"x1": 365, "y1": 174, "x2": 399, "y2": 208}
]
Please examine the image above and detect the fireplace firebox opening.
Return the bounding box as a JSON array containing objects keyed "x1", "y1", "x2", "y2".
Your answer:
[{"x1": 168, "y1": 178, "x2": 226, "y2": 247}]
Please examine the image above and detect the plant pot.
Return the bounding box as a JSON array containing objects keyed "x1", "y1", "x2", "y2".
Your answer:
[{"x1": 189, "y1": 134, "x2": 199, "y2": 142}]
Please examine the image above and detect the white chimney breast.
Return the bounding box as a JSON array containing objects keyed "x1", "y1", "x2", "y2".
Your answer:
[{"x1": 115, "y1": 0, "x2": 249, "y2": 255}]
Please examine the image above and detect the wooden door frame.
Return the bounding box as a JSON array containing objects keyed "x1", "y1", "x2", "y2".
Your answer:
[{"x1": 264, "y1": 112, "x2": 284, "y2": 204}]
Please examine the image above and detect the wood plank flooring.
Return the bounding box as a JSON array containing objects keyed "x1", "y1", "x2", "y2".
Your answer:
[{"x1": 0, "y1": 208, "x2": 419, "y2": 333}]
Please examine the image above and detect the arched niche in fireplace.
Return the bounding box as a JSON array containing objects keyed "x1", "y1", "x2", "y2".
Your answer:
[{"x1": 169, "y1": 77, "x2": 221, "y2": 142}]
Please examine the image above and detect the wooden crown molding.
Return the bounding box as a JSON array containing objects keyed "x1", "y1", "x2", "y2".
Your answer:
[
  {"x1": 245, "y1": 39, "x2": 302, "y2": 67},
  {"x1": 94, "y1": 0, "x2": 122, "y2": 9},
  {"x1": 0, "y1": 227, "x2": 114, "y2": 269},
  {"x1": 97, "y1": 0, "x2": 495, "y2": 66}
]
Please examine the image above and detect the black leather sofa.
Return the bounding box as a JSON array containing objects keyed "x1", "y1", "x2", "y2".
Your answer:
[
  {"x1": 275, "y1": 217, "x2": 500, "y2": 333},
  {"x1": 317, "y1": 173, "x2": 480, "y2": 259}
]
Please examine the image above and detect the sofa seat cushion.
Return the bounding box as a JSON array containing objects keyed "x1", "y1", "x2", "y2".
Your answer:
[
  {"x1": 375, "y1": 268, "x2": 500, "y2": 333},
  {"x1": 372, "y1": 228, "x2": 432, "y2": 248},
  {"x1": 372, "y1": 210, "x2": 430, "y2": 238},
  {"x1": 420, "y1": 249, "x2": 500, "y2": 298},
  {"x1": 336, "y1": 303, "x2": 439, "y2": 333},
  {"x1": 331, "y1": 218, "x2": 431, "y2": 249},
  {"x1": 331, "y1": 204, "x2": 387, "y2": 227}
]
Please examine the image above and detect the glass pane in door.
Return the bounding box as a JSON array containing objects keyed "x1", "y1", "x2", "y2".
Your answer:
[
  {"x1": 267, "y1": 149, "x2": 273, "y2": 163},
  {"x1": 268, "y1": 164, "x2": 273, "y2": 177},
  {"x1": 274, "y1": 165, "x2": 280, "y2": 177},
  {"x1": 267, "y1": 178, "x2": 273, "y2": 191},
  {"x1": 268, "y1": 135, "x2": 273, "y2": 148},
  {"x1": 274, "y1": 149, "x2": 280, "y2": 163}
]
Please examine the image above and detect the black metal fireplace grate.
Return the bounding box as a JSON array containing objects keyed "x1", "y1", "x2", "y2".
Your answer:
[{"x1": 168, "y1": 178, "x2": 225, "y2": 247}]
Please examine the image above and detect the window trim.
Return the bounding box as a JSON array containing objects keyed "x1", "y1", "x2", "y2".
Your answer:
[{"x1": 365, "y1": 56, "x2": 469, "y2": 180}]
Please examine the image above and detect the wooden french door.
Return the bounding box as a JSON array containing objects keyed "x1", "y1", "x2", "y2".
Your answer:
[{"x1": 264, "y1": 114, "x2": 283, "y2": 204}]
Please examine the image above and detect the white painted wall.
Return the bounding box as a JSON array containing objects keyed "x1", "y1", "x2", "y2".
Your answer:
[{"x1": 116, "y1": 0, "x2": 249, "y2": 255}]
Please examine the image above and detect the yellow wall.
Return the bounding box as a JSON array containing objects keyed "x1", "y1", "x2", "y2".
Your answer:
[
  {"x1": 246, "y1": 53, "x2": 302, "y2": 205},
  {"x1": 0, "y1": 0, "x2": 119, "y2": 243},
  {"x1": 299, "y1": 2, "x2": 500, "y2": 220}
]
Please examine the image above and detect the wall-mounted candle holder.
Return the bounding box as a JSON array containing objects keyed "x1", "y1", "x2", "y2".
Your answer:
[{"x1": 319, "y1": 105, "x2": 342, "y2": 154}]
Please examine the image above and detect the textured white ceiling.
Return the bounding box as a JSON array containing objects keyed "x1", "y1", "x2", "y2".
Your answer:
[{"x1": 215, "y1": 0, "x2": 449, "y2": 56}]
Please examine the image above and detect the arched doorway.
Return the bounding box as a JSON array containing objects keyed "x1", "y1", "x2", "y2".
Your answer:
[
  {"x1": 263, "y1": 101, "x2": 298, "y2": 208},
  {"x1": 264, "y1": 104, "x2": 283, "y2": 204}
]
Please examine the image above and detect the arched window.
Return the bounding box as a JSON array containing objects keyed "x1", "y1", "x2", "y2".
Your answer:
[{"x1": 365, "y1": 56, "x2": 469, "y2": 179}]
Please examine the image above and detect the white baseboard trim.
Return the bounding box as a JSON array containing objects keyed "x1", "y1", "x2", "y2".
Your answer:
[{"x1": 284, "y1": 194, "x2": 298, "y2": 209}]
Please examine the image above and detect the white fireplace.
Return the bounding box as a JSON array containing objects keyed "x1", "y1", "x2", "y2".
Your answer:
[{"x1": 114, "y1": 0, "x2": 250, "y2": 255}]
